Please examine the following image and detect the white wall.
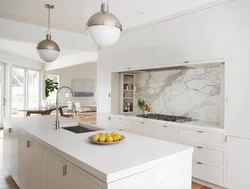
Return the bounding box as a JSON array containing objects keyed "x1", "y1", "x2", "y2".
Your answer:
[{"x1": 46, "y1": 63, "x2": 97, "y2": 104}]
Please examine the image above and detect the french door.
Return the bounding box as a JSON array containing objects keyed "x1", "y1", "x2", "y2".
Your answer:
[{"x1": 0, "y1": 63, "x2": 6, "y2": 125}]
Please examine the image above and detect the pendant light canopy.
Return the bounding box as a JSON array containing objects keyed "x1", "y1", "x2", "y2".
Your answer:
[
  {"x1": 37, "y1": 4, "x2": 60, "y2": 62},
  {"x1": 86, "y1": 1, "x2": 122, "y2": 48}
]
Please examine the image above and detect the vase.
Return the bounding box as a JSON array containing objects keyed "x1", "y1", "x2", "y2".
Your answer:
[{"x1": 138, "y1": 108, "x2": 145, "y2": 115}]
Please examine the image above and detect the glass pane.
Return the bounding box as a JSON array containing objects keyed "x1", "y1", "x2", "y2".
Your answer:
[
  {"x1": 46, "y1": 74, "x2": 59, "y2": 104},
  {"x1": 12, "y1": 67, "x2": 25, "y2": 116},
  {"x1": 28, "y1": 70, "x2": 40, "y2": 108}
]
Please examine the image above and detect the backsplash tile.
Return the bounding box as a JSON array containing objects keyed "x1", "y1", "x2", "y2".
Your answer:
[{"x1": 135, "y1": 64, "x2": 221, "y2": 123}]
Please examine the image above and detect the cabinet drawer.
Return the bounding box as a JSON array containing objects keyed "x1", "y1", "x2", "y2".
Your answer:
[
  {"x1": 179, "y1": 129, "x2": 224, "y2": 150},
  {"x1": 152, "y1": 125, "x2": 179, "y2": 143},
  {"x1": 190, "y1": 144, "x2": 224, "y2": 167},
  {"x1": 193, "y1": 161, "x2": 223, "y2": 186}
]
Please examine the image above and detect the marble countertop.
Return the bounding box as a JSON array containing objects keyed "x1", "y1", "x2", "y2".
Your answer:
[
  {"x1": 109, "y1": 113, "x2": 224, "y2": 133},
  {"x1": 4, "y1": 115, "x2": 192, "y2": 183}
]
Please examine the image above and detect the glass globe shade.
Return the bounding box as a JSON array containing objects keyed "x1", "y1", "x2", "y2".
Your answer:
[
  {"x1": 37, "y1": 49, "x2": 59, "y2": 62},
  {"x1": 87, "y1": 25, "x2": 121, "y2": 48}
]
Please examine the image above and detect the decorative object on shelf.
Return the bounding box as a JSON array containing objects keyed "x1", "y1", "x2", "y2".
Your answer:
[
  {"x1": 86, "y1": 0, "x2": 122, "y2": 48},
  {"x1": 137, "y1": 98, "x2": 146, "y2": 114},
  {"x1": 37, "y1": 4, "x2": 60, "y2": 62},
  {"x1": 144, "y1": 104, "x2": 151, "y2": 114}
]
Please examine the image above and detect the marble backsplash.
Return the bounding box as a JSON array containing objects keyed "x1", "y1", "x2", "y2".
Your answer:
[{"x1": 135, "y1": 64, "x2": 222, "y2": 123}]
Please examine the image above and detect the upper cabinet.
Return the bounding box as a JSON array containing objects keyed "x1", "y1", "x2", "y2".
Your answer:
[
  {"x1": 155, "y1": 16, "x2": 185, "y2": 66},
  {"x1": 129, "y1": 25, "x2": 156, "y2": 69},
  {"x1": 227, "y1": 0, "x2": 250, "y2": 137},
  {"x1": 185, "y1": 4, "x2": 225, "y2": 62}
]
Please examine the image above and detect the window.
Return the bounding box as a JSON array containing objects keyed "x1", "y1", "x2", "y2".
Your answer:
[
  {"x1": 11, "y1": 66, "x2": 41, "y2": 116},
  {"x1": 46, "y1": 74, "x2": 59, "y2": 104},
  {"x1": 28, "y1": 70, "x2": 40, "y2": 108}
]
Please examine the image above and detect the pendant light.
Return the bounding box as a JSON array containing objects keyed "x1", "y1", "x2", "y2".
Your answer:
[
  {"x1": 37, "y1": 4, "x2": 60, "y2": 62},
  {"x1": 86, "y1": 0, "x2": 122, "y2": 48}
]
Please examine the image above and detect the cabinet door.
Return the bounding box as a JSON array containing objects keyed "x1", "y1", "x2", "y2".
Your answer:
[
  {"x1": 155, "y1": 16, "x2": 185, "y2": 66},
  {"x1": 227, "y1": 136, "x2": 250, "y2": 189},
  {"x1": 67, "y1": 165, "x2": 101, "y2": 189},
  {"x1": 129, "y1": 25, "x2": 155, "y2": 69},
  {"x1": 185, "y1": 4, "x2": 225, "y2": 62},
  {"x1": 45, "y1": 151, "x2": 67, "y2": 189},
  {"x1": 227, "y1": 0, "x2": 250, "y2": 137},
  {"x1": 18, "y1": 134, "x2": 30, "y2": 189},
  {"x1": 131, "y1": 121, "x2": 153, "y2": 137},
  {"x1": 110, "y1": 116, "x2": 124, "y2": 130},
  {"x1": 29, "y1": 140, "x2": 45, "y2": 189},
  {"x1": 97, "y1": 114, "x2": 111, "y2": 128},
  {"x1": 97, "y1": 50, "x2": 111, "y2": 114},
  {"x1": 4, "y1": 125, "x2": 19, "y2": 183}
]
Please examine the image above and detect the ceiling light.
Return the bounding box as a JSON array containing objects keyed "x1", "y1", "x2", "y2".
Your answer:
[
  {"x1": 86, "y1": 0, "x2": 122, "y2": 48},
  {"x1": 37, "y1": 4, "x2": 60, "y2": 62}
]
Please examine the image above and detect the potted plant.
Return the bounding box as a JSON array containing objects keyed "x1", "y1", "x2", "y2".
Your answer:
[
  {"x1": 137, "y1": 98, "x2": 146, "y2": 114},
  {"x1": 42, "y1": 79, "x2": 58, "y2": 108}
]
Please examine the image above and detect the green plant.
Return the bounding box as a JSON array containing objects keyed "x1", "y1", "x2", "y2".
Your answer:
[
  {"x1": 137, "y1": 98, "x2": 146, "y2": 109},
  {"x1": 45, "y1": 79, "x2": 58, "y2": 98}
]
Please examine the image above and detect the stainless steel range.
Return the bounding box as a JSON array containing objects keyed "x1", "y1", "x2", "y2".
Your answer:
[{"x1": 136, "y1": 113, "x2": 192, "y2": 123}]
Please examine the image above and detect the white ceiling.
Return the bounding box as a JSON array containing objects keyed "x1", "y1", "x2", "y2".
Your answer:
[
  {"x1": 0, "y1": 0, "x2": 218, "y2": 35},
  {"x1": 0, "y1": 39, "x2": 89, "y2": 63}
]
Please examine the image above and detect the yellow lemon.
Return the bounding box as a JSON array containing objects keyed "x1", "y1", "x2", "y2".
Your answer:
[
  {"x1": 111, "y1": 132, "x2": 118, "y2": 137},
  {"x1": 106, "y1": 136, "x2": 114, "y2": 142},
  {"x1": 105, "y1": 133, "x2": 112, "y2": 137},
  {"x1": 92, "y1": 135, "x2": 100, "y2": 142},
  {"x1": 113, "y1": 135, "x2": 120, "y2": 141},
  {"x1": 116, "y1": 134, "x2": 122, "y2": 140},
  {"x1": 97, "y1": 132, "x2": 104, "y2": 135},
  {"x1": 99, "y1": 135, "x2": 106, "y2": 142}
]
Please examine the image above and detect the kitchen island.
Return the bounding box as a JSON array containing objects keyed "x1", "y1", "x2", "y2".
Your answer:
[{"x1": 4, "y1": 115, "x2": 193, "y2": 189}]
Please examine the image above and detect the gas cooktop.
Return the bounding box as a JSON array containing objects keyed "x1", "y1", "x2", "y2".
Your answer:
[{"x1": 136, "y1": 113, "x2": 192, "y2": 123}]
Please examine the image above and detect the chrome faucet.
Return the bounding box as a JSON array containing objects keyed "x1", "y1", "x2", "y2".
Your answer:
[{"x1": 55, "y1": 86, "x2": 75, "y2": 130}]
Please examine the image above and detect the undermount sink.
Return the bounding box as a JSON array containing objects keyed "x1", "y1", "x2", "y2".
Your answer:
[{"x1": 62, "y1": 126, "x2": 97, "y2": 134}]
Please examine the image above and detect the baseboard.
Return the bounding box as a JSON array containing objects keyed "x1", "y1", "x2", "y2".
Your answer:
[{"x1": 192, "y1": 178, "x2": 227, "y2": 189}]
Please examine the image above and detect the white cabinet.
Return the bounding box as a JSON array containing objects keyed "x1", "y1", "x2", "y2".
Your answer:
[
  {"x1": 155, "y1": 16, "x2": 185, "y2": 66},
  {"x1": 110, "y1": 116, "x2": 132, "y2": 132},
  {"x1": 185, "y1": 4, "x2": 225, "y2": 62},
  {"x1": 227, "y1": 0, "x2": 250, "y2": 137},
  {"x1": 19, "y1": 133, "x2": 45, "y2": 189},
  {"x1": 151, "y1": 124, "x2": 179, "y2": 143},
  {"x1": 4, "y1": 125, "x2": 19, "y2": 184},
  {"x1": 45, "y1": 150, "x2": 67, "y2": 189},
  {"x1": 129, "y1": 25, "x2": 155, "y2": 69},
  {"x1": 97, "y1": 114, "x2": 111, "y2": 128},
  {"x1": 227, "y1": 136, "x2": 250, "y2": 189},
  {"x1": 131, "y1": 121, "x2": 154, "y2": 137},
  {"x1": 67, "y1": 164, "x2": 101, "y2": 189}
]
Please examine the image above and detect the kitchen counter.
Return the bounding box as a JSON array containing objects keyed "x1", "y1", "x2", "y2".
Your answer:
[{"x1": 4, "y1": 115, "x2": 193, "y2": 187}]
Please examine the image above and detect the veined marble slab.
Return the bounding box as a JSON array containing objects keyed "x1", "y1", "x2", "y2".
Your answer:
[{"x1": 135, "y1": 64, "x2": 221, "y2": 123}]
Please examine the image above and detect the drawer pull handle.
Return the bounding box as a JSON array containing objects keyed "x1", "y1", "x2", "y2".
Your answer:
[
  {"x1": 197, "y1": 162, "x2": 203, "y2": 165},
  {"x1": 197, "y1": 146, "x2": 203, "y2": 149},
  {"x1": 163, "y1": 125, "x2": 168, "y2": 128},
  {"x1": 26, "y1": 140, "x2": 30, "y2": 148},
  {"x1": 119, "y1": 118, "x2": 122, "y2": 120},
  {"x1": 141, "y1": 122, "x2": 145, "y2": 124},
  {"x1": 63, "y1": 165, "x2": 67, "y2": 176},
  {"x1": 197, "y1": 131, "x2": 203, "y2": 133},
  {"x1": 8, "y1": 128, "x2": 12, "y2": 133}
]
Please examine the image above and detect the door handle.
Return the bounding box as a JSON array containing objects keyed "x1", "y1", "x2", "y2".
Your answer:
[
  {"x1": 63, "y1": 165, "x2": 67, "y2": 176},
  {"x1": 3, "y1": 98, "x2": 6, "y2": 106},
  {"x1": 26, "y1": 140, "x2": 30, "y2": 148}
]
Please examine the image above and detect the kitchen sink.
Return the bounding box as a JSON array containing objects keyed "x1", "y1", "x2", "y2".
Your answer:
[{"x1": 62, "y1": 126, "x2": 97, "y2": 134}]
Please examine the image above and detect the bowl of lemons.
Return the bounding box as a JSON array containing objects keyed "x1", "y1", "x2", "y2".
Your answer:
[{"x1": 88, "y1": 132, "x2": 125, "y2": 145}]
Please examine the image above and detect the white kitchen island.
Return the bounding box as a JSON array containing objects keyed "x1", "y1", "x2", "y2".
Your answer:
[{"x1": 3, "y1": 115, "x2": 193, "y2": 189}]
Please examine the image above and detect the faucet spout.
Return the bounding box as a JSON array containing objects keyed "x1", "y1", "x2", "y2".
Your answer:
[{"x1": 55, "y1": 86, "x2": 75, "y2": 130}]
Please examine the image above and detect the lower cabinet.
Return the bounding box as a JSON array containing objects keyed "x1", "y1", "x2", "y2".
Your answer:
[{"x1": 227, "y1": 136, "x2": 250, "y2": 189}]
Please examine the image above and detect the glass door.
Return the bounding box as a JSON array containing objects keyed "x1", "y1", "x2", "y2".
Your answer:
[
  {"x1": 0, "y1": 63, "x2": 5, "y2": 126},
  {"x1": 27, "y1": 70, "x2": 40, "y2": 108}
]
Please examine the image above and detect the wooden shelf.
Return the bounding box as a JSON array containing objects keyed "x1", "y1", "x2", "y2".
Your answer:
[
  {"x1": 123, "y1": 90, "x2": 133, "y2": 92},
  {"x1": 123, "y1": 82, "x2": 134, "y2": 84},
  {"x1": 123, "y1": 97, "x2": 134, "y2": 99}
]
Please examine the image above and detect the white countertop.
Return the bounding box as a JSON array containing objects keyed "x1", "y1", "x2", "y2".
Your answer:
[
  {"x1": 4, "y1": 115, "x2": 192, "y2": 183},
  {"x1": 110, "y1": 113, "x2": 224, "y2": 133}
]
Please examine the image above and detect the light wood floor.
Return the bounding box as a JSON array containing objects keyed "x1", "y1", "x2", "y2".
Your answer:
[{"x1": 0, "y1": 120, "x2": 210, "y2": 189}]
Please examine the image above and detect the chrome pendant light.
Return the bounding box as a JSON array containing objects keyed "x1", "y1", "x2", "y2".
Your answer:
[
  {"x1": 86, "y1": 0, "x2": 122, "y2": 48},
  {"x1": 37, "y1": 4, "x2": 60, "y2": 62}
]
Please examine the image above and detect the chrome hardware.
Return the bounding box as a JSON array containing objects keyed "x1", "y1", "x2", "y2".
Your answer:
[
  {"x1": 141, "y1": 122, "x2": 145, "y2": 124},
  {"x1": 197, "y1": 146, "x2": 203, "y2": 149},
  {"x1": 225, "y1": 136, "x2": 227, "y2": 142},
  {"x1": 184, "y1": 61, "x2": 189, "y2": 63},
  {"x1": 198, "y1": 131, "x2": 203, "y2": 133},
  {"x1": 108, "y1": 116, "x2": 111, "y2": 120},
  {"x1": 8, "y1": 128, "x2": 12, "y2": 133},
  {"x1": 127, "y1": 67, "x2": 131, "y2": 70},
  {"x1": 108, "y1": 93, "x2": 111, "y2": 97},
  {"x1": 27, "y1": 140, "x2": 30, "y2": 148},
  {"x1": 119, "y1": 118, "x2": 122, "y2": 120},
  {"x1": 163, "y1": 125, "x2": 168, "y2": 128},
  {"x1": 197, "y1": 162, "x2": 203, "y2": 165},
  {"x1": 3, "y1": 98, "x2": 7, "y2": 106},
  {"x1": 63, "y1": 165, "x2": 67, "y2": 176}
]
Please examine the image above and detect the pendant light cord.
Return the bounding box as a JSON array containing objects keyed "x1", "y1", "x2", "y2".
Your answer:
[{"x1": 47, "y1": 7, "x2": 51, "y2": 34}]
